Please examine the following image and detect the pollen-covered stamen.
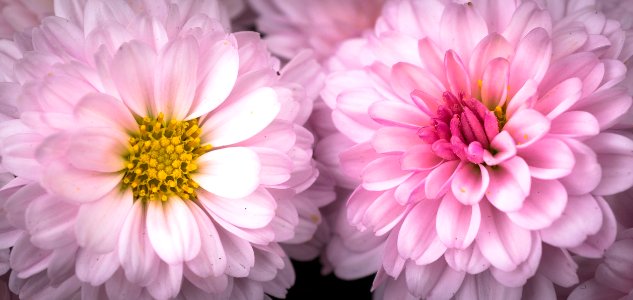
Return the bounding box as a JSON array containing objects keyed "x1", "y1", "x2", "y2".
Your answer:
[
  {"x1": 417, "y1": 91, "x2": 503, "y2": 164},
  {"x1": 121, "y1": 112, "x2": 212, "y2": 202}
]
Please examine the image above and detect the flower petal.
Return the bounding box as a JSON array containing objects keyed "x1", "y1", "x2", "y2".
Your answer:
[
  {"x1": 368, "y1": 100, "x2": 428, "y2": 129},
  {"x1": 540, "y1": 194, "x2": 602, "y2": 248},
  {"x1": 519, "y1": 138, "x2": 575, "y2": 179},
  {"x1": 503, "y1": 108, "x2": 550, "y2": 149},
  {"x1": 444, "y1": 50, "x2": 472, "y2": 96},
  {"x1": 534, "y1": 77, "x2": 582, "y2": 119},
  {"x1": 507, "y1": 179, "x2": 567, "y2": 230},
  {"x1": 199, "y1": 188, "x2": 275, "y2": 230},
  {"x1": 185, "y1": 202, "x2": 226, "y2": 278},
  {"x1": 436, "y1": 193, "x2": 481, "y2": 249},
  {"x1": 372, "y1": 126, "x2": 421, "y2": 154},
  {"x1": 188, "y1": 39, "x2": 239, "y2": 119},
  {"x1": 361, "y1": 155, "x2": 412, "y2": 191},
  {"x1": 451, "y1": 163, "x2": 490, "y2": 205},
  {"x1": 401, "y1": 145, "x2": 443, "y2": 171},
  {"x1": 194, "y1": 147, "x2": 261, "y2": 199},
  {"x1": 203, "y1": 87, "x2": 280, "y2": 147},
  {"x1": 476, "y1": 202, "x2": 532, "y2": 272},
  {"x1": 146, "y1": 199, "x2": 202, "y2": 264},
  {"x1": 111, "y1": 41, "x2": 156, "y2": 116},
  {"x1": 425, "y1": 160, "x2": 460, "y2": 199},
  {"x1": 154, "y1": 37, "x2": 198, "y2": 120},
  {"x1": 76, "y1": 189, "x2": 133, "y2": 253},
  {"x1": 118, "y1": 201, "x2": 159, "y2": 286},
  {"x1": 41, "y1": 161, "x2": 122, "y2": 203},
  {"x1": 508, "y1": 28, "x2": 552, "y2": 96},
  {"x1": 486, "y1": 157, "x2": 530, "y2": 212},
  {"x1": 398, "y1": 200, "x2": 446, "y2": 264}
]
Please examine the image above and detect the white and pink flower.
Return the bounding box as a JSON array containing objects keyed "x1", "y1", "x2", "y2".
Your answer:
[
  {"x1": 0, "y1": 0, "x2": 322, "y2": 298},
  {"x1": 319, "y1": 0, "x2": 633, "y2": 297}
]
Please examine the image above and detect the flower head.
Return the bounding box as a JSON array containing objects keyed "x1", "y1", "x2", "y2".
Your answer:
[
  {"x1": 0, "y1": 0, "x2": 320, "y2": 298},
  {"x1": 320, "y1": 0, "x2": 633, "y2": 297},
  {"x1": 249, "y1": 0, "x2": 385, "y2": 62}
]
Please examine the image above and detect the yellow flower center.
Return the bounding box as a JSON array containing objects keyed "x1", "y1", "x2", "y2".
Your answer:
[{"x1": 121, "y1": 112, "x2": 211, "y2": 202}]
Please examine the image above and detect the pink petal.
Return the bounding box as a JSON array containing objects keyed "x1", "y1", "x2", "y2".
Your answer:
[
  {"x1": 217, "y1": 229, "x2": 255, "y2": 277},
  {"x1": 340, "y1": 142, "x2": 380, "y2": 180},
  {"x1": 549, "y1": 111, "x2": 600, "y2": 137},
  {"x1": 73, "y1": 93, "x2": 137, "y2": 133},
  {"x1": 401, "y1": 145, "x2": 443, "y2": 171},
  {"x1": 199, "y1": 188, "x2": 275, "y2": 230},
  {"x1": 486, "y1": 157, "x2": 531, "y2": 212},
  {"x1": 397, "y1": 200, "x2": 446, "y2": 264},
  {"x1": 111, "y1": 41, "x2": 156, "y2": 117},
  {"x1": 185, "y1": 201, "x2": 226, "y2": 278},
  {"x1": 534, "y1": 77, "x2": 583, "y2": 119},
  {"x1": 41, "y1": 161, "x2": 122, "y2": 203},
  {"x1": 362, "y1": 189, "x2": 408, "y2": 236},
  {"x1": 1, "y1": 133, "x2": 42, "y2": 181},
  {"x1": 559, "y1": 139, "x2": 601, "y2": 195},
  {"x1": 483, "y1": 131, "x2": 517, "y2": 166},
  {"x1": 76, "y1": 189, "x2": 133, "y2": 253},
  {"x1": 75, "y1": 249, "x2": 119, "y2": 286},
  {"x1": 346, "y1": 187, "x2": 382, "y2": 230},
  {"x1": 451, "y1": 163, "x2": 490, "y2": 205},
  {"x1": 254, "y1": 148, "x2": 292, "y2": 186},
  {"x1": 575, "y1": 89, "x2": 632, "y2": 130},
  {"x1": 361, "y1": 155, "x2": 412, "y2": 191},
  {"x1": 371, "y1": 126, "x2": 421, "y2": 154},
  {"x1": 188, "y1": 39, "x2": 239, "y2": 119},
  {"x1": 118, "y1": 201, "x2": 159, "y2": 286},
  {"x1": 146, "y1": 199, "x2": 202, "y2": 264},
  {"x1": 455, "y1": 271, "x2": 522, "y2": 299},
  {"x1": 444, "y1": 50, "x2": 472, "y2": 96},
  {"x1": 425, "y1": 160, "x2": 460, "y2": 199},
  {"x1": 194, "y1": 147, "x2": 260, "y2": 199},
  {"x1": 25, "y1": 194, "x2": 77, "y2": 249},
  {"x1": 519, "y1": 138, "x2": 575, "y2": 179},
  {"x1": 539, "y1": 245, "x2": 579, "y2": 287},
  {"x1": 590, "y1": 133, "x2": 633, "y2": 195},
  {"x1": 540, "y1": 194, "x2": 602, "y2": 248},
  {"x1": 202, "y1": 87, "x2": 280, "y2": 147},
  {"x1": 417, "y1": 38, "x2": 447, "y2": 88},
  {"x1": 104, "y1": 270, "x2": 142, "y2": 300},
  {"x1": 444, "y1": 245, "x2": 490, "y2": 274},
  {"x1": 67, "y1": 129, "x2": 126, "y2": 173},
  {"x1": 394, "y1": 172, "x2": 427, "y2": 205},
  {"x1": 439, "y1": 3, "x2": 488, "y2": 62},
  {"x1": 368, "y1": 101, "x2": 428, "y2": 129},
  {"x1": 480, "y1": 57, "x2": 509, "y2": 109},
  {"x1": 390, "y1": 62, "x2": 445, "y2": 103},
  {"x1": 146, "y1": 263, "x2": 182, "y2": 300},
  {"x1": 154, "y1": 37, "x2": 198, "y2": 120},
  {"x1": 476, "y1": 202, "x2": 532, "y2": 272},
  {"x1": 436, "y1": 193, "x2": 481, "y2": 249},
  {"x1": 569, "y1": 196, "x2": 617, "y2": 258},
  {"x1": 503, "y1": 108, "x2": 550, "y2": 149},
  {"x1": 508, "y1": 28, "x2": 552, "y2": 96},
  {"x1": 405, "y1": 259, "x2": 466, "y2": 299},
  {"x1": 469, "y1": 33, "x2": 513, "y2": 98},
  {"x1": 10, "y1": 235, "x2": 52, "y2": 278},
  {"x1": 490, "y1": 232, "x2": 541, "y2": 287},
  {"x1": 507, "y1": 179, "x2": 567, "y2": 230},
  {"x1": 505, "y1": 79, "x2": 537, "y2": 118}
]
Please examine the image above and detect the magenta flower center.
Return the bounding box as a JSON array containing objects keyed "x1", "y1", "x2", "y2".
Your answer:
[{"x1": 417, "y1": 91, "x2": 503, "y2": 164}]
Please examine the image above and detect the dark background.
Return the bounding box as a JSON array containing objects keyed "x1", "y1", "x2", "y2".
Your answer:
[{"x1": 283, "y1": 259, "x2": 374, "y2": 299}]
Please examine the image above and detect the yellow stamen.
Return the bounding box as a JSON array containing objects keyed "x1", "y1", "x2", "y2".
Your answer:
[{"x1": 121, "y1": 114, "x2": 211, "y2": 202}]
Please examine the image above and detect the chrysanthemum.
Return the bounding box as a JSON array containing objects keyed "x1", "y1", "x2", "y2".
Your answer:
[
  {"x1": 248, "y1": 0, "x2": 385, "y2": 62},
  {"x1": 0, "y1": 0, "x2": 321, "y2": 298},
  {"x1": 320, "y1": 0, "x2": 633, "y2": 297},
  {"x1": 0, "y1": 0, "x2": 52, "y2": 39}
]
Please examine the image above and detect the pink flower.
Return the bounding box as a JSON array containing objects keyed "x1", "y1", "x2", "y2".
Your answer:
[
  {"x1": 248, "y1": 0, "x2": 385, "y2": 62},
  {"x1": 320, "y1": 0, "x2": 633, "y2": 297},
  {"x1": 0, "y1": 0, "x2": 320, "y2": 298},
  {"x1": 0, "y1": 0, "x2": 53, "y2": 39},
  {"x1": 568, "y1": 228, "x2": 633, "y2": 300}
]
